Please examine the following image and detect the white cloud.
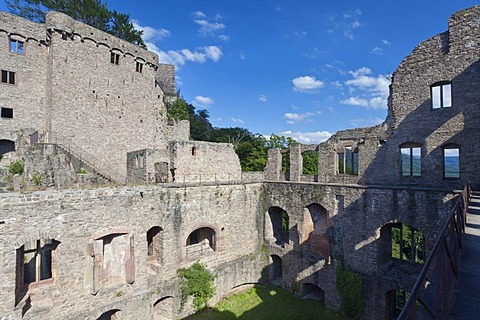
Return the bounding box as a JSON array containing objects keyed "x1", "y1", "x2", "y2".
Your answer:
[
  {"x1": 350, "y1": 117, "x2": 384, "y2": 127},
  {"x1": 341, "y1": 97, "x2": 369, "y2": 107},
  {"x1": 219, "y1": 35, "x2": 230, "y2": 41},
  {"x1": 193, "y1": 96, "x2": 214, "y2": 108},
  {"x1": 204, "y1": 46, "x2": 223, "y2": 61},
  {"x1": 284, "y1": 111, "x2": 320, "y2": 124},
  {"x1": 195, "y1": 19, "x2": 226, "y2": 36},
  {"x1": 292, "y1": 76, "x2": 324, "y2": 93},
  {"x1": 230, "y1": 117, "x2": 245, "y2": 124},
  {"x1": 281, "y1": 130, "x2": 332, "y2": 144},
  {"x1": 147, "y1": 44, "x2": 223, "y2": 67},
  {"x1": 382, "y1": 39, "x2": 391, "y2": 46},
  {"x1": 258, "y1": 94, "x2": 267, "y2": 102},
  {"x1": 342, "y1": 9, "x2": 363, "y2": 39},
  {"x1": 192, "y1": 11, "x2": 207, "y2": 19},
  {"x1": 371, "y1": 47, "x2": 383, "y2": 55},
  {"x1": 341, "y1": 67, "x2": 391, "y2": 109},
  {"x1": 132, "y1": 20, "x2": 171, "y2": 42}
]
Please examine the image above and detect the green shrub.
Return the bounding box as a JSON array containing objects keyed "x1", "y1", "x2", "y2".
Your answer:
[
  {"x1": 178, "y1": 261, "x2": 215, "y2": 311},
  {"x1": 8, "y1": 160, "x2": 24, "y2": 175},
  {"x1": 32, "y1": 173, "x2": 41, "y2": 186}
]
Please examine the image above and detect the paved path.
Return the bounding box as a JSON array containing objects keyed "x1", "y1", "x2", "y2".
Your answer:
[{"x1": 450, "y1": 191, "x2": 480, "y2": 320}]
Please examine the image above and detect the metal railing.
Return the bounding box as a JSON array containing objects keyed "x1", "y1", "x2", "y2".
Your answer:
[
  {"x1": 398, "y1": 183, "x2": 470, "y2": 319},
  {"x1": 173, "y1": 172, "x2": 264, "y2": 186},
  {"x1": 31, "y1": 131, "x2": 126, "y2": 184}
]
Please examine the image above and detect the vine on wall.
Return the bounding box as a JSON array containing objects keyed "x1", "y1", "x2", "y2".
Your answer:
[{"x1": 336, "y1": 262, "x2": 364, "y2": 319}]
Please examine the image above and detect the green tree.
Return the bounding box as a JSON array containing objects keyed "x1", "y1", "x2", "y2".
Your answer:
[
  {"x1": 6, "y1": 0, "x2": 146, "y2": 48},
  {"x1": 302, "y1": 150, "x2": 318, "y2": 175},
  {"x1": 165, "y1": 97, "x2": 191, "y2": 121}
]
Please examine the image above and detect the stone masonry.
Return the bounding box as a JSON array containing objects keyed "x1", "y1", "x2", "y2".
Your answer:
[{"x1": 0, "y1": 5, "x2": 479, "y2": 320}]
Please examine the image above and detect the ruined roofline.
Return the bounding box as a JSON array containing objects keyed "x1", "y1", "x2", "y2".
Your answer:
[
  {"x1": 394, "y1": 5, "x2": 480, "y2": 76},
  {"x1": 0, "y1": 10, "x2": 175, "y2": 70},
  {"x1": 45, "y1": 11, "x2": 161, "y2": 67},
  {"x1": 0, "y1": 11, "x2": 47, "y2": 45}
]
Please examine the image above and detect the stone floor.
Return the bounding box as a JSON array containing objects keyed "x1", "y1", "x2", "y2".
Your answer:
[{"x1": 449, "y1": 191, "x2": 480, "y2": 320}]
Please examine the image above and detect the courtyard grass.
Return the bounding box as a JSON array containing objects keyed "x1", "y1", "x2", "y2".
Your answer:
[{"x1": 183, "y1": 284, "x2": 343, "y2": 320}]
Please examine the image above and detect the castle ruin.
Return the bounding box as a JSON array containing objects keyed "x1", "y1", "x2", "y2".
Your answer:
[{"x1": 0, "y1": 6, "x2": 479, "y2": 320}]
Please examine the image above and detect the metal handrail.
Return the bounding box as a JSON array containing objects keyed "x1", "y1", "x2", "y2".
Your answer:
[
  {"x1": 397, "y1": 183, "x2": 470, "y2": 319},
  {"x1": 31, "y1": 131, "x2": 126, "y2": 184}
]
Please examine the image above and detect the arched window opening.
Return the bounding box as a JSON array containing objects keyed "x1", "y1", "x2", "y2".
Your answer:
[
  {"x1": 443, "y1": 144, "x2": 460, "y2": 179},
  {"x1": 302, "y1": 203, "x2": 329, "y2": 257},
  {"x1": 186, "y1": 227, "x2": 216, "y2": 258},
  {"x1": 400, "y1": 142, "x2": 421, "y2": 177},
  {"x1": 269, "y1": 255, "x2": 282, "y2": 286},
  {"x1": 391, "y1": 223, "x2": 425, "y2": 264},
  {"x1": 97, "y1": 309, "x2": 122, "y2": 320},
  {"x1": 153, "y1": 296, "x2": 174, "y2": 320},
  {"x1": 147, "y1": 226, "x2": 163, "y2": 264},
  {"x1": 267, "y1": 207, "x2": 289, "y2": 247},
  {"x1": 337, "y1": 145, "x2": 358, "y2": 175},
  {"x1": 302, "y1": 150, "x2": 318, "y2": 175},
  {"x1": 302, "y1": 283, "x2": 325, "y2": 304},
  {"x1": 0, "y1": 139, "x2": 15, "y2": 158}
]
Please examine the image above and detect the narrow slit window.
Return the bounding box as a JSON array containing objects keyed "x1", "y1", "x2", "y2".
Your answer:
[{"x1": 136, "y1": 61, "x2": 143, "y2": 73}]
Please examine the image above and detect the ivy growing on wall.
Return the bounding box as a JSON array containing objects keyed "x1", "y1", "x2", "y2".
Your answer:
[
  {"x1": 336, "y1": 262, "x2": 364, "y2": 319},
  {"x1": 177, "y1": 261, "x2": 215, "y2": 311}
]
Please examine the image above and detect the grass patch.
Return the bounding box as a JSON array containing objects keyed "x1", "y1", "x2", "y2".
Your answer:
[{"x1": 183, "y1": 284, "x2": 343, "y2": 320}]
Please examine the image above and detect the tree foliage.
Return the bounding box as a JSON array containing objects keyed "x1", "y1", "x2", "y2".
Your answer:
[
  {"x1": 178, "y1": 261, "x2": 215, "y2": 311},
  {"x1": 166, "y1": 96, "x2": 317, "y2": 173},
  {"x1": 6, "y1": 0, "x2": 146, "y2": 48}
]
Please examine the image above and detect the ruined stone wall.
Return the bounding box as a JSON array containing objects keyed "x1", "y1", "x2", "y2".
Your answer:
[
  {"x1": 276, "y1": 6, "x2": 480, "y2": 190},
  {"x1": 44, "y1": 11, "x2": 169, "y2": 179},
  {"x1": 169, "y1": 141, "x2": 241, "y2": 183},
  {"x1": 262, "y1": 182, "x2": 456, "y2": 319},
  {"x1": 0, "y1": 182, "x2": 264, "y2": 319},
  {"x1": 0, "y1": 13, "x2": 48, "y2": 143}
]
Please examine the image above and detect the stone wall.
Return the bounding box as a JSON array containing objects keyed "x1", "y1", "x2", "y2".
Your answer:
[
  {"x1": 0, "y1": 182, "x2": 265, "y2": 319},
  {"x1": 0, "y1": 13, "x2": 48, "y2": 144},
  {"x1": 0, "y1": 11, "x2": 178, "y2": 179},
  {"x1": 262, "y1": 181, "x2": 456, "y2": 319},
  {"x1": 266, "y1": 6, "x2": 480, "y2": 190},
  {"x1": 169, "y1": 141, "x2": 242, "y2": 183}
]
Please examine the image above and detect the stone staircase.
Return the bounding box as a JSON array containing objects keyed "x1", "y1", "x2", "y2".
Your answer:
[
  {"x1": 449, "y1": 190, "x2": 480, "y2": 319},
  {"x1": 31, "y1": 131, "x2": 126, "y2": 184}
]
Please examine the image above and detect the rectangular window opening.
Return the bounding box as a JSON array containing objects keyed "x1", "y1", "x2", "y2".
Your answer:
[
  {"x1": 10, "y1": 39, "x2": 24, "y2": 54},
  {"x1": 444, "y1": 148, "x2": 460, "y2": 178},
  {"x1": 431, "y1": 83, "x2": 452, "y2": 109},
  {"x1": 1, "y1": 70, "x2": 16, "y2": 85},
  {"x1": 136, "y1": 61, "x2": 143, "y2": 73},
  {"x1": 401, "y1": 146, "x2": 421, "y2": 177},
  {"x1": 1, "y1": 107, "x2": 13, "y2": 118},
  {"x1": 110, "y1": 52, "x2": 120, "y2": 65}
]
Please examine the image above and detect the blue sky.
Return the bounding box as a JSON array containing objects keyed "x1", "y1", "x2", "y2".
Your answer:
[{"x1": 1, "y1": 1, "x2": 476, "y2": 143}]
